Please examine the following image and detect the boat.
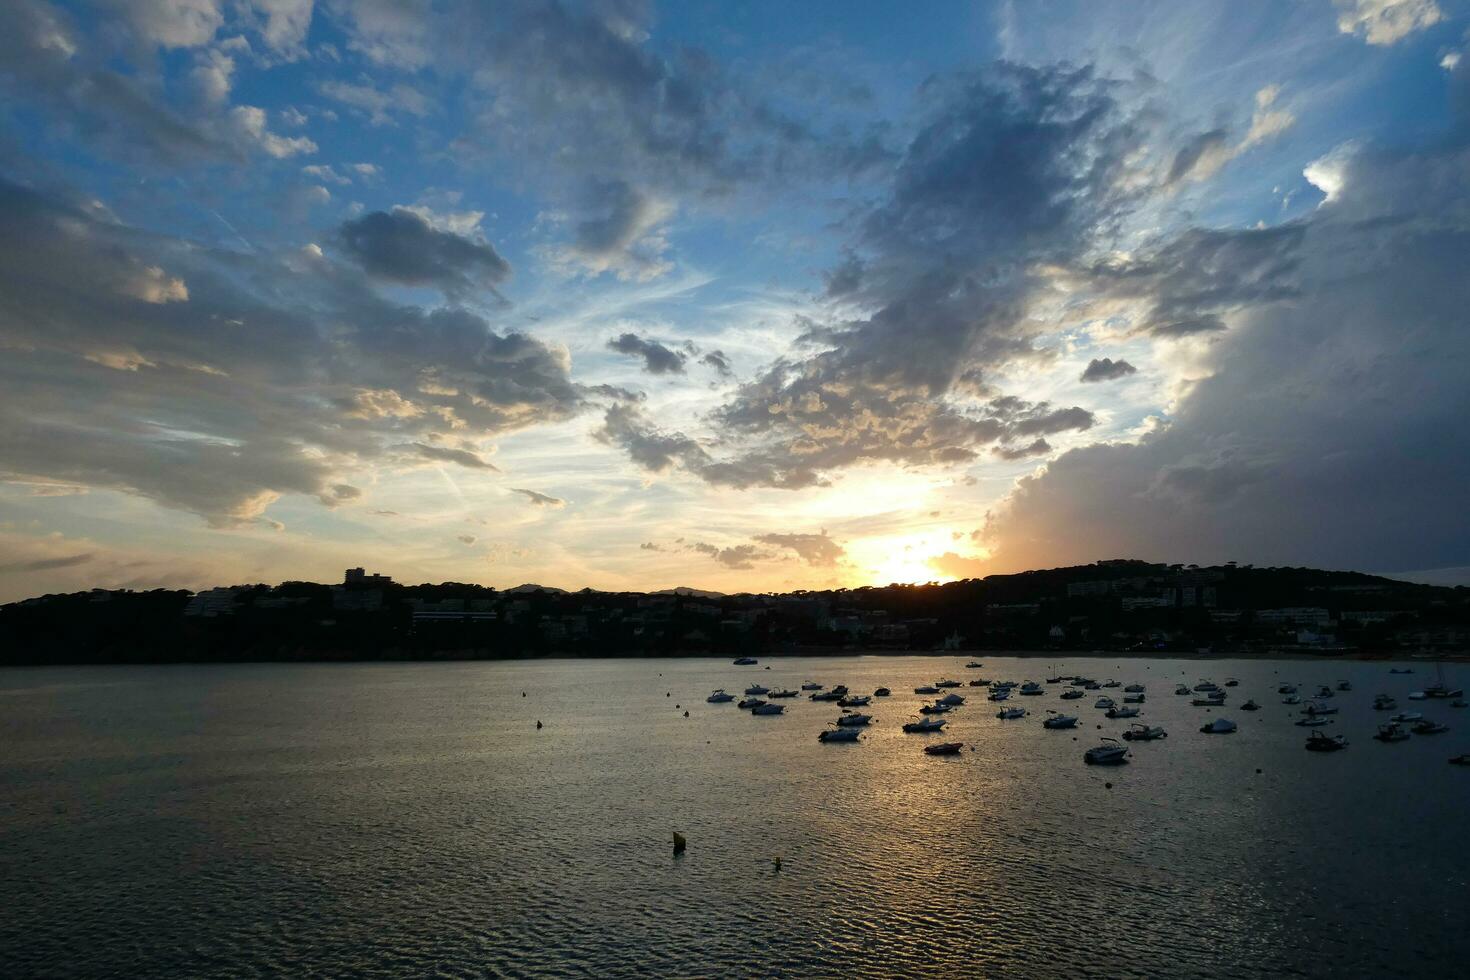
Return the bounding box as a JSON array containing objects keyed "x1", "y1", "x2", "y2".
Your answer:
[
  {"x1": 1337, "y1": 680, "x2": 1352, "y2": 692},
  {"x1": 1194, "y1": 681, "x2": 1220, "y2": 692},
  {"x1": 1019, "y1": 682, "x2": 1044, "y2": 696},
  {"x1": 1083, "y1": 681, "x2": 1102, "y2": 690},
  {"x1": 768, "y1": 689, "x2": 799, "y2": 699},
  {"x1": 751, "y1": 702, "x2": 784, "y2": 715},
  {"x1": 1046, "y1": 676, "x2": 1066, "y2": 684},
  {"x1": 811, "y1": 686, "x2": 849, "y2": 702},
  {"x1": 1408, "y1": 691, "x2": 1428, "y2": 701},
  {"x1": 1374, "y1": 723, "x2": 1411, "y2": 742},
  {"x1": 744, "y1": 684, "x2": 770, "y2": 696},
  {"x1": 968, "y1": 680, "x2": 987, "y2": 687},
  {"x1": 903, "y1": 717, "x2": 947, "y2": 733},
  {"x1": 1305, "y1": 731, "x2": 1348, "y2": 752},
  {"x1": 1060, "y1": 689, "x2": 1085, "y2": 700},
  {"x1": 1084, "y1": 738, "x2": 1130, "y2": 765},
  {"x1": 738, "y1": 698, "x2": 766, "y2": 710},
  {"x1": 1295, "y1": 717, "x2": 1332, "y2": 727},
  {"x1": 966, "y1": 661, "x2": 984, "y2": 668},
  {"x1": 1102, "y1": 680, "x2": 1121, "y2": 688},
  {"x1": 835, "y1": 712, "x2": 872, "y2": 727},
  {"x1": 1389, "y1": 668, "x2": 1414, "y2": 674},
  {"x1": 1422, "y1": 664, "x2": 1464, "y2": 699},
  {"x1": 1278, "y1": 684, "x2": 1298, "y2": 694},
  {"x1": 1451, "y1": 754, "x2": 1470, "y2": 765},
  {"x1": 1200, "y1": 718, "x2": 1237, "y2": 734},
  {"x1": 935, "y1": 679, "x2": 962, "y2": 688},
  {"x1": 818, "y1": 727, "x2": 861, "y2": 742},
  {"x1": 1315, "y1": 686, "x2": 1334, "y2": 699},
  {"x1": 1124, "y1": 693, "x2": 1146, "y2": 703},
  {"x1": 1106, "y1": 705, "x2": 1140, "y2": 719},
  {"x1": 1413, "y1": 720, "x2": 1450, "y2": 735},
  {"x1": 996, "y1": 706, "x2": 1027, "y2": 719},
  {"x1": 1072, "y1": 677, "x2": 1095, "y2": 687},
  {"x1": 1192, "y1": 695, "x2": 1226, "y2": 707},
  {"x1": 1373, "y1": 695, "x2": 1397, "y2": 711},
  {"x1": 706, "y1": 690, "x2": 735, "y2": 703},
  {"x1": 937, "y1": 693, "x2": 966, "y2": 706},
  {"x1": 919, "y1": 702, "x2": 953, "y2": 715},
  {"x1": 1124, "y1": 683, "x2": 1145, "y2": 693},
  {"x1": 1175, "y1": 684, "x2": 1192, "y2": 696},
  {"x1": 1282, "y1": 695, "x2": 1302, "y2": 705},
  {"x1": 733, "y1": 657, "x2": 758, "y2": 666},
  {"x1": 837, "y1": 695, "x2": 871, "y2": 707},
  {"x1": 987, "y1": 690, "x2": 1011, "y2": 702},
  {"x1": 1224, "y1": 678, "x2": 1240, "y2": 687},
  {"x1": 924, "y1": 742, "x2": 964, "y2": 755},
  {"x1": 801, "y1": 682, "x2": 823, "y2": 691},
  {"x1": 1235, "y1": 698, "x2": 1259, "y2": 711},
  {"x1": 914, "y1": 685, "x2": 940, "y2": 695},
  {"x1": 1391, "y1": 711, "x2": 1423, "y2": 723},
  {"x1": 1453, "y1": 699, "x2": 1468, "y2": 708},
  {"x1": 874, "y1": 687, "x2": 891, "y2": 697},
  {"x1": 1302, "y1": 700, "x2": 1338, "y2": 716},
  {"x1": 1094, "y1": 696, "x2": 1116, "y2": 709},
  {"x1": 1043, "y1": 712, "x2": 1078, "y2": 729},
  {"x1": 1122, "y1": 723, "x2": 1167, "y2": 741}
]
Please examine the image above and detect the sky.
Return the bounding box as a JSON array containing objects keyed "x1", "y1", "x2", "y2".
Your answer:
[{"x1": 1, "y1": 0, "x2": 1469, "y2": 601}]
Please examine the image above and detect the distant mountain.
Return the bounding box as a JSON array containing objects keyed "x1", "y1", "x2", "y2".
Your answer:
[
  {"x1": 505, "y1": 584, "x2": 568, "y2": 594},
  {"x1": 653, "y1": 587, "x2": 726, "y2": 598}
]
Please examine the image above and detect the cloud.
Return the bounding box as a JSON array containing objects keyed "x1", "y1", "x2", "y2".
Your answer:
[
  {"x1": 1334, "y1": 0, "x2": 1442, "y2": 46},
  {"x1": 700, "y1": 350, "x2": 733, "y2": 376},
  {"x1": 0, "y1": 178, "x2": 582, "y2": 524},
  {"x1": 457, "y1": 533, "x2": 477, "y2": 544},
  {"x1": 318, "y1": 78, "x2": 431, "y2": 125},
  {"x1": 552, "y1": 179, "x2": 673, "y2": 280},
  {"x1": 1080, "y1": 357, "x2": 1137, "y2": 382},
  {"x1": 510, "y1": 487, "x2": 566, "y2": 507},
  {"x1": 0, "y1": 552, "x2": 95, "y2": 573},
  {"x1": 607, "y1": 333, "x2": 687, "y2": 374},
  {"x1": 409, "y1": 443, "x2": 499, "y2": 470},
  {"x1": 1168, "y1": 86, "x2": 1294, "y2": 184},
  {"x1": 994, "y1": 438, "x2": 1051, "y2": 460},
  {"x1": 753, "y1": 531, "x2": 845, "y2": 566},
  {"x1": 980, "y1": 140, "x2": 1470, "y2": 575},
  {"x1": 338, "y1": 208, "x2": 511, "y2": 295},
  {"x1": 927, "y1": 551, "x2": 987, "y2": 579},
  {"x1": 688, "y1": 541, "x2": 769, "y2": 570}
]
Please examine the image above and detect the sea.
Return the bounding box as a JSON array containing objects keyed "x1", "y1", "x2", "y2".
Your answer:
[{"x1": 2, "y1": 655, "x2": 1467, "y2": 978}]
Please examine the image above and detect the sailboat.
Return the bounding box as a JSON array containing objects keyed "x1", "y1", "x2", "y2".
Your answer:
[{"x1": 1421, "y1": 663, "x2": 1464, "y2": 700}]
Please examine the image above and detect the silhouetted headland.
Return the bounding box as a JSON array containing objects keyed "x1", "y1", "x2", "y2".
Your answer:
[{"x1": 3, "y1": 560, "x2": 1466, "y2": 666}]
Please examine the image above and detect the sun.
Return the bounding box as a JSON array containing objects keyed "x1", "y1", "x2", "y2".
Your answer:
[{"x1": 855, "y1": 531, "x2": 961, "y2": 586}]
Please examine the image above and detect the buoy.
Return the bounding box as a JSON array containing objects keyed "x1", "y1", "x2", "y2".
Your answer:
[
  {"x1": 666, "y1": 692, "x2": 670, "y2": 697},
  {"x1": 683, "y1": 710, "x2": 689, "y2": 718},
  {"x1": 522, "y1": 692, "x2": 526, "y2": 698},
  {"x1": 536, "y1": 720, "x2": 542, "y2": 730},
  {"x1": 773, "y1": 856, "x2": 782, "y2": 872},
  {"x1": 1105, "y1": 782, "x2": 1113, "y2": 789},
  {"x1": 673, "y1": 832, "x2": 686, "y2": 854},
  {"x1": 1256, "y1": 768, "x2": 1262, "y2": 774}
]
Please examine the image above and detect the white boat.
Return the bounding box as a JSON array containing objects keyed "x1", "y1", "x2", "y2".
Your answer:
[
  {"x1": 1391, "y1": 711, "x2": 1424, "y2": 723},
  {"x1": 835, "y1": 712, "x2": 872, "y2": 727},
  {"x1": 903, "y1": 717, "x2": 947, "y2": 733},
  {"x1": 1282, "y1": 694, "x2": 1302, "y2": 705},
  {"x1": 1019, "y1": 682, "x2": 1044, "y2": 696},
  {"x1": 1302, "y1": 700, "x2": 1337, "y2": 716},
  {"x1": 733, "y1": 657, "x2": 758, "y2": 666},
  {"x1": 738, "y1": 697, "x2": 766, "y2": 710},
  {"x1": 992, "y1": 680, "x2": 1018, "y2": 690},
  {"x1": 1175, "y1": 685, "x2": 1192, "y2": 696},
  {"x1": 935, "y1": 679, "x2": 962, "y2": 688},
  {"x1": 1084, "y1": 738, "x2": 1129, "y2": 765},
  {"x1": 1124, "y1": 684, "x2": 1145, "y2": 693},
  {"x1": 768, "y1": 689, "x2": 799, "y2": 699},
  {"x1": 1295, "y1": 717, "x2": 1332, "y2": 727},
  {"x1": 1094, "y1": 696, "x2": 1116, "y2": 709},
  {"x1": 1102, "y1": 680, "x2": 1121, "y2": 689},
  {"x1": 987, "y1": 690, "x2": 1011, "y2": 702},
  {"x1": 818, "y1": 727, "x2": 861, "y2": 743},
  {"x1": 1122, "y1": 724, "x2": 1167, "y2": 741},
  {"x1": 919, "y1": 702, "x2": 953, "y2": 715},
  {"x1": 914, "y1": 686, "x2": 940, "y2": 695},
  {"x1": 750, "y1": 702, "x2": 784, "y2": 715},
  {"x1": 1123, "y1": 693, "x2": 1146, "y2": 704},
  {"x1": 744, "y1": 684, "x2": 770, "y2": 696},
  {"x1": 1200, "y1": 718, "x2": 1237, "y2": 734},
  {"x1": 1043, "y1": 712, "x2": 1078, "y2": 729},
  {"x1": 936, "y1": 693, "x2": 966, "y2": 706},
  {"x1": 1408, "y1": 691, "x2": 1428, "y2": 701},
  {"x1": 1192, "y1": 695, "x2": 1226, "y2": 707},
  {"x1": 1373, "y1": 695, "x2": 1397, "y2": 710},
  {"x1": 1105, "y1": 705, "x2": 1140, "y2": 719},
  {"x1": 706, "y1": 690, "x2": 735, "y2": 703},
  {"x1": 838, "y1": 695, "x2": 871, "y2": 707},
  {"x1": 801, "y1": 682, "x2": 823, "y2": 691},
  {"x1": 1374, "y1": 723, "x2": 1410, "y2": 742},
  {"x1": 996, "y1": 706, "x2": 1027, "y2": 719},
  {"x1": 1060, "y1": 689, "x2": 1085, "y2": 700},
  {"x1": 1194, "y1": 681, "x2": 1220, "y2": 692}
]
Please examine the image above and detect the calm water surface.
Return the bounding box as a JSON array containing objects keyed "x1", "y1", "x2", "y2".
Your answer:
[{"x1": 3, "y1": 656, "x2": 1468, "y2": 978}]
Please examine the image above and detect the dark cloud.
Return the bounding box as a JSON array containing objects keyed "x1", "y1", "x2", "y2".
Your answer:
[
  {"x1": 338, "y1": 208, "x2": 511, "y2": 295},
  {"x1": 688, "y1": 541, "x2": 769, "y2": 570},
  {"x1": 607, "y1": 333, "x2": 687, "y2": 374},
  {"x1": 410, "y1": 444, "x2": 499, "y2": 470},
  {"x1": 1167, "y1": 128, "x2": 1230, "y2": 183},
  {"x1": 0, "y1": 552, "x2": 94, "y2": 573},
  {"x1": 753, "y1": 532, "x2": 845, "y2": 566},
  {"x1": 994, "y1": 438, "x2": 1052, "y2": 461},
  {"x1": 1080, "y1": 357, "x2": 1137, "y2": 383},
  {"x1": 510, "y1": 487, "x2": 566, "y2": 507},
  {"x1": 699, "y1": 350, "x2": 733, "y2": 376},
  {"x1": 600, "y1": 63, "x2": 1157, "y2": 487},
  {"x1": 981, "y1": 140, "x2": 1470, "y2": 574}
]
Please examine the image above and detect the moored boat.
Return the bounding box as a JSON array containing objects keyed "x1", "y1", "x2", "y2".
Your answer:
[
  {"x1": 1240, "y1": 699, "x2": 1260, "y2": 711},
  {"x1": 818, "y1": 727, "x2": 861, "y2": 743},
  {"x1": 1043, "y1": 711, "x2": 1078, "y2": 729},
  {"x1": 706, "y1": 689, "x2": 735, "y2": 703},
  {"x1": 768, "y1": 689, "x2": 799, "y2": 699},
  {"x1": 1105, "y1": 705, "x2": 1140, "y2": 719},
  {"x1": 924, "y1": 742, "x2": 964, "y2": 755},
  {"x1": 1200, "y1": 717, "x2": 1237, "y2": 734},
  {"x1": 835, "y1": 712, "x2": 872, "y2": 727},
  {"x1": 914, "y1": 685, "x2": 940, "y2": 695},
  {"x1": 733, "y1": 657, "x2": 758, "y2": 666},
  {"x1": 996, "y1": 706, "x2": 1027, "y2": 719},
  {"x1": 751, "y1": 702, "x2": 784, "y2": 715},
  {"x1": 1413, "y1": 719, "x2": 1450, "y2": 735},
  {"x1": 1122, "y1": 723, "x2": 1167, "y2": 741},
  {"x1": 837, "y1": 694, "x2": 871, "y2": 707},
  {"x1": 1305, "y1": 731, "x2": 1348, "y2": 751},
  {"x1": 1374, "y1": 723, "x2": 1410, "y2": 742},
  {"x1": 744, "y1": 684, "x2": 770, "y2": 696},
  {"x1": 874, "y1": 687, "x2": 891, "y2": 697},
  {"x1": 738, "y1": 697, "x2": 766, "y2": 710},
  {"x1": 1060, "y1": 689, "x2": 1085, "y2": 700},
  {"x1": 903, "y1": 717, "x2": 948, "y2": 733},
  {"x1": 1084, "y1": 738, "x2": 1129, "y2": 765},
  {"x1": 937, "y1": 693, "x2": 966, "y2": 706}
]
